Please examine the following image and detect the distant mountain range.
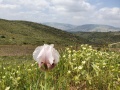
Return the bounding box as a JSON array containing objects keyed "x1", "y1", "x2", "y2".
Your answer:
[
  {"x1": 43, "y1": 22, "x2": 76, "y2": 30},
  {"x1": 69, "y1": 24, "x2": 120, "y2": 32},
  {"x1": 43, "y1": 22, "x2": 120, "y2": 32}
]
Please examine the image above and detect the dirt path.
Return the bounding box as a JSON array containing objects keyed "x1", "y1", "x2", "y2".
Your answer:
[{"x1": 0, "y1": 45, "x2": 36, "y2": 56}]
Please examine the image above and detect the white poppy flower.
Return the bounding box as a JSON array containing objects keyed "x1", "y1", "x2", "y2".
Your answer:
[{"x1": 33, "y1": 44, "x2": 60, "y2": 70}]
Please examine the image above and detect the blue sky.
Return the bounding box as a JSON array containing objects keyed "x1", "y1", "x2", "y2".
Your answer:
[
  {"x1": 0, "y1": 0, "x2": 120, "y2": 27},
  {"x1": 88, "y1": 0, "x2": 120, "y2": 8}
]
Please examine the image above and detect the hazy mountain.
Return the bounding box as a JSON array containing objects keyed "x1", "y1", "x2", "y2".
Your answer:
[
  {"x1": 69, "y1": 24, "x2": 120, "y2": 32},
  {"x1": 43, "y1": 23, "x2": 120, "y2": 32},
  {"x1": 43, "y1": 22, "x2": 76, "y2": 30}
]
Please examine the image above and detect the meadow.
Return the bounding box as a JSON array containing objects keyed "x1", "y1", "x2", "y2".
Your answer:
[{"x1": 0, "y1": 44, "x2": 120, "y2": 90}]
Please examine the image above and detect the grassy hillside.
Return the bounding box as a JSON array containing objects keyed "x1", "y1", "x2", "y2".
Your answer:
[
  {"x1": 2, "y1": 19, "x2": 119, "y2": 47},
  {"x1": 0, "y1": 19, "x2": 86, "y2": 46},
  {"x1": 73, "y1": 32, "x2": 120, "y2": 46}
]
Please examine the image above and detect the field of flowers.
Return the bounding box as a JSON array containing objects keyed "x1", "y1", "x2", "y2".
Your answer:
[{"x1": 0, "y1": 44, "x2": 120, "y2": 90}]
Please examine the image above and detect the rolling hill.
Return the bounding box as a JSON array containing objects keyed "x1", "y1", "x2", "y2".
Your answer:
[
  {"x1": 1, "y1": 19, "x2": 119, "y2": 46},
  {"x1": 0, "y1": 19, "x2": 87, "y2": 46}
]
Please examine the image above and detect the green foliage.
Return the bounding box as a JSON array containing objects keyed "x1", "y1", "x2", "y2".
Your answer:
[
  {"x1": 74, "y1": 32, "x2": 120, "y2": 46},
  {"x1": 0, "y1": 45, "x2": 120, "y2": 90}
]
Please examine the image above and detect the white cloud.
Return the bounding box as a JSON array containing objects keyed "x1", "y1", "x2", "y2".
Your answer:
[
  {"x1": 92, "y1": 7, "x2": 120, "y2": 27},
  {"x1": 51, "y1": 0, "x2": 95, "y2": 12},
  {"x1": 0, "y1": 4, "x2": 17, "y2": 9},
  {"x1": 0, "y1": 0, "x2": 50, "y2": 12},
  {"x1": 47, "y1": 0, "x2": 96, "y2": 25},
  {"x1": 98, "y1": 7, "x2": 120, "y2": 20}
]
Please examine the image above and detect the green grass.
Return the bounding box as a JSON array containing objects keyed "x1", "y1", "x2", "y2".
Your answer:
[{"x1": 0, "y1": 44, "x2": 120, "y2": 90}]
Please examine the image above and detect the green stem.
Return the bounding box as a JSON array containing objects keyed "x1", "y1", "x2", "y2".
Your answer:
[{"x1": 45, "y1": 71, "x2": 48, "y2": 90}]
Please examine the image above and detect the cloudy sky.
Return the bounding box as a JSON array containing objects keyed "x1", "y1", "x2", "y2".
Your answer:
[{"x1": 0, "y1": 0, "x2": 120, "y2": 27}]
